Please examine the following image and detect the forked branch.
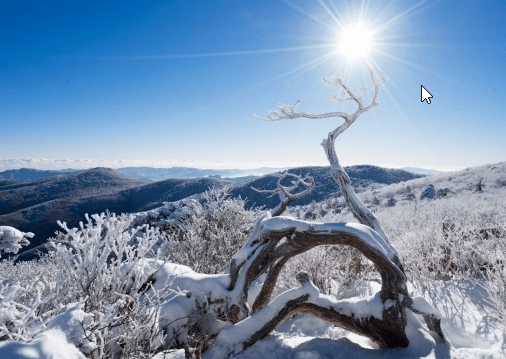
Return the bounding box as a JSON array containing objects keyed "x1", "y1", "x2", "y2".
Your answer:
[
  {"x1": 254, "y1": 63, "x2": 386, "y2": 127},
  {"x1": 251, "y1": 172, "x2": 315, "y2": 217}
]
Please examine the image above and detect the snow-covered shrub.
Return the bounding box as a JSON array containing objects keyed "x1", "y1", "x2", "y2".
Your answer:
[
  {"x1": 385, "y1": 197, "x2": 397, "y2": 207},
  {"x1": 0, "y1": 212, "x2": 178, "y2": 358},
  {"x1": 496, "y1": 177, "x2": 506, "y2": 188},
  {"x1": 475, "y1": 178, "x2": 484, "y2": 192},
  {"x1": 376, "y1": 188, "x2": 506, "y2": 287},
  {"x1": 279, "y1": 246, "x2": 375, "y2": 299},
  {"x1": 0, "y1": 226, "x2": 33, "y2": 257},
  {"x1": 130, "y1": 199, "x2": 203, "y2": 242},
  {"x1": 420, "y1": 184, "x2": 436, "y2": 200},
  {"x1": 289, "y1": 199, "x2": 347, "y2": 223},
  {"x1": 435, "y1": 187, "x2": 452, "y2": 198},
  {"x1": 484, "y1": 256, "x2": 506, "y2": 329},
  {"x1": 162, "y1": 187, "x2": 259, "y2": 274},
  {"x1": 402, "y1": 192, "x2": 416, "y2": 201}
]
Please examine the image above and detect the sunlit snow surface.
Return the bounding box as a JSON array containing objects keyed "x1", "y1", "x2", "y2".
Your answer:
[
  {"x1": 204, "y1": 280, "x2": 505, "y2": 359},
  {"x1": 0, "y1": 280, "x2": 503, "y2": 359}
]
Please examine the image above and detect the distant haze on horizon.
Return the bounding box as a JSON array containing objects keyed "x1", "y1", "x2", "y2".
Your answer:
[{"x1": 0, "y1": 158, "x2": 467, "y2": 173}]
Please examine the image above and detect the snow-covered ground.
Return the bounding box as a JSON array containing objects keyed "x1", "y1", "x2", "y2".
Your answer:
[
  {"x1": 231, "y1": 280, "x2": 505, "y2": 359},
  {"x1": 1, "y1": 279, "x2": 503, "y2": 359}
]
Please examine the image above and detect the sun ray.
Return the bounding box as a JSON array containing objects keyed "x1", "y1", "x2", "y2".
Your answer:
[
  {"x1": 252, "y1": 52, "x2": 336, "y2": 91},
  {"x1": 381, "y1": 85, "x2": 421, "y2": 139},
  {"x1": 373, "y1": 0, "x2": 430, "y2": 34},
  {"x1": 105, "y1": 44, "x2": 335, "y2": 60},
  {"x1": 373, "y1": 0, "x2": 400, "y2": 26},
  {"x1": 358, "y1": 0, "x2": 371, "y2": 22},
  {"x1": 281, "y1": 0, "x2": 336, "y2": 31},
  {"x1": 377, "y1": 42, "x2": 465, "y2": 49},
  {"x1": 375, "y1": 49, "x2": 452, "y2": 81},
  {"x1": 186, "y1": 52, "x2": 337, "y2": 115},
  {"x1": 155, "y1": 52, "x2": 337, "y2": 133},
  {"x1": 317, "y1": 0, "x2": 345, "y2": 29},
  {"x1": 328, "y1": 0, "x2": 350, "y2": 25}
]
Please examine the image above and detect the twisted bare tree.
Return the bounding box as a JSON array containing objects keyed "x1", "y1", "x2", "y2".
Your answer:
[{"x1": 149, "y1": 64, "x2": 445, "y2": 358}]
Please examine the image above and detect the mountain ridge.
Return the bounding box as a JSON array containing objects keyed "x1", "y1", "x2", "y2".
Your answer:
[{"x1": 0, "y1": 165, "x2": 423, "y2": 253}]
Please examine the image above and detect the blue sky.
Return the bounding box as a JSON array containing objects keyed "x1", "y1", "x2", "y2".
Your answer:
[{"x1": 1, "y1": 0, "x2": 505, "y2": 171}]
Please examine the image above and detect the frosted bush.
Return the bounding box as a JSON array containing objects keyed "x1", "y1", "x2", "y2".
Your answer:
[
  {"x1": 420, "y1": 184, "x2": 436, "y2": 200},
  {"x1": 279, "y1": 246, "x2": 375, "y2": 299},
  {"x1": 374, "y1": 189, "x2": 506, "y2": 312},
  {"x1": 0, "y1": 212, "x2": 179, "y2": 358},
  {"x1": 385, "y1": 197, "x2": 397, "y2": 207},
  {"x1": 0, "y1": 226, "x2": 33, "y2": 257},
  {"x1": 161, "y1": 187, "x2": 260, "y2": 274}
]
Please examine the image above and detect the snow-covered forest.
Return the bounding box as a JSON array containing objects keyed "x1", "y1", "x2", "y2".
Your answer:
[{"x1": 1, "y1": 68, "x2": 505, "y2": 359}]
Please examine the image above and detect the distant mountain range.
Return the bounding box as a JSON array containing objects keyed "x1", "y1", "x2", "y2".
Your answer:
[
  {"x1": 114, "y1": 167, "x2": 285, "y2": 182},
  {"x1": 0, "y1": 166, "x2": 441, "y2": 182},
  {"x1": 0, "y1": 167, "x2": 285, "y2": 182},
  {"x1": 0, "y1": 165, "x2": 423, "y2": 255}
]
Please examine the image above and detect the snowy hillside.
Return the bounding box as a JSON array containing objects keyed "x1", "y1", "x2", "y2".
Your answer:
[
  {"x1": 0, "y1": 165, "x2": 421, "y2": 254},
  {"x1": 358, "y1": 161, "x2": 506, "y2": 206}
]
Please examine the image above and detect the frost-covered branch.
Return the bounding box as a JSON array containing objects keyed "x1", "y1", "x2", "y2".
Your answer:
[
  {"x1": 251, "y1": 172, "x2": 315, "y2": 216},
  {"x1": 254, "y1": 63, "x2": 386, "y2": 125},
  {"x1": 253, "y1": 99, "x2": 350, "y2": 122}
]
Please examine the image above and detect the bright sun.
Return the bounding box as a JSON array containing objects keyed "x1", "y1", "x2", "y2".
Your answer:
[{"x1": 339, "y1": 23, "x2": 373, "y2": 60}]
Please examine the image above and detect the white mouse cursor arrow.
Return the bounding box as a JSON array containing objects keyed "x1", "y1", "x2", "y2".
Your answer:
[{"x1": 421, "y1": 85, "x2": 433, "y2": 104}]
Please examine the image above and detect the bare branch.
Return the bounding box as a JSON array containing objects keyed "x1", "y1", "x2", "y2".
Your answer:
[
  {"x1": 254, "y1": 99, "x2": 350, "y2": 122},
  {"x1": 255, "y1": 63, "x2": 387, "y2": 146},
  {"x1": 251, "y1": 172, "x2": 315, "y2": 217}
]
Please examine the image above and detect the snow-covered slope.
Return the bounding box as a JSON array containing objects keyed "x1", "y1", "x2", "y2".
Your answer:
[{"x1": 0, "y1": 167, "x2": 145, "y2": 216}]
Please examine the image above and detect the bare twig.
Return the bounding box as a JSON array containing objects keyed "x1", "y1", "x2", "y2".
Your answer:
[{"x1": 252, "y1": 172, "x2": 315, "y2": 216}]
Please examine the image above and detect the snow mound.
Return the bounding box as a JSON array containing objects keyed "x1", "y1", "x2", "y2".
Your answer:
[{"x1": 0, "y1": 303, "x2": 92, "y2": 359}]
